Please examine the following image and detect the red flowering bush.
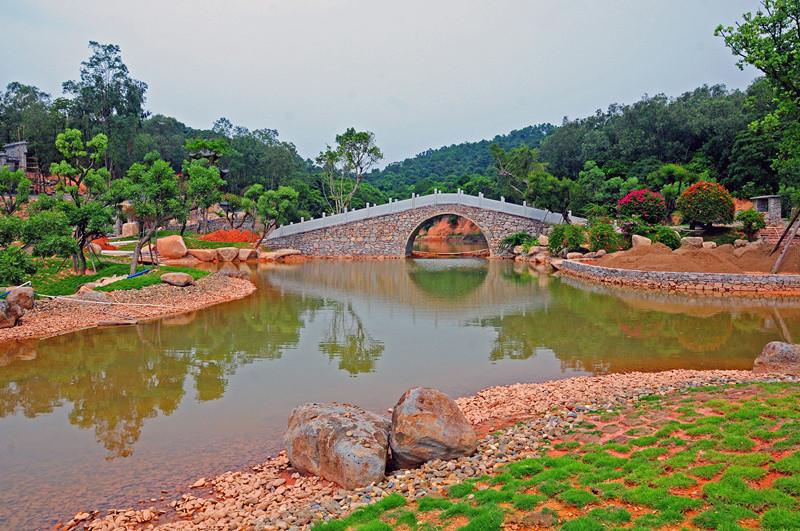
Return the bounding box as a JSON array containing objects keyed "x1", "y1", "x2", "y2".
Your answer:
[
  {"x1": 617, "y1": 189, "x2": 666, "y2": 223},
  {"x1": 676, "y1": 181, "x2": 734, "y2": 227}
]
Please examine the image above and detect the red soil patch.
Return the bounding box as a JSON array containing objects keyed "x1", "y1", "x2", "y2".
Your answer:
[
  {"x1": 199, "y1": 229, "x2": 258, "y2": 243},
  {"x1": 595, "y1": 241, "x2": 800, "y2": 274},
  {"x1": 90, "y1": 237, "x2": 117, "y2": 251}
]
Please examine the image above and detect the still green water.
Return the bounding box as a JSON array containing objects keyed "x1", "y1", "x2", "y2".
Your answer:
[{"x1": 1, "y1": 258, "x2": 798, "y2": 529}]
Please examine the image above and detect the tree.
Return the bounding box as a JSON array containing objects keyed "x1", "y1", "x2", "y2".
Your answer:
[
  {"x1": 717, "y1": 1, "x2": 800, "y2": 174},
  {"x1": 0, "y1": 166, "x2": 31, "y2": 215},
  {"x1": 318, "y1": 128, "x2": 382, "y2": 213},
  {"x1": 62, "y1": 42, "x2": 148, "y2": 176},
  {"x1": 245, "y1": 185, "x2": 299, "y2": 247},
  {"x1": 677, "y1": 181, "x2": 735, "y2": 228},
  {"x1": 49, "y1": 129, "x2": 115, "y2": 273},
  {"x1": 183, "y1": 158, "x2": 225, "y2": 234},
  {"x1": 118, "y1": 152, "x2": 183, "y2": 275}
]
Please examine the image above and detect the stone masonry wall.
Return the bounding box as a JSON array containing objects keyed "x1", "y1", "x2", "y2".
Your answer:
[
  {"x1": 559, "y1": 259, "x2": 800, "y2": 294},
  {"x1": 265, "y1": 204, "x2": 548, "y2": 257}
]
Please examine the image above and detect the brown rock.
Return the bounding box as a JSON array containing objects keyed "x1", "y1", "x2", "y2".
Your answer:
[
  {"x1": 121, "y1": 221, "x2": 139, "y2": 238},
  {"x1": 284, "y1": 403, "x2": 390, "y2": 489},
  {"x1": 161, "y1": 258, "x2": 202, "y2": 267},
  {"x1": 7, "y1": 286, "x2": 34, "y2": 310},
  {"x1": 216, "y1": 247, "x2": 240, "y2": 262},
  {"x1": 566, "y1": 252, "x2": 584, "y2": 259},
  {"x1": 631, "y1": 234, "x2": 652, "y2": 247},
  {"x1": 238, "y1": 248, "x2": 259, "y2": 261},
  {"x1": 187, "y1": 248, "x2": 217, "y2": 262},
  {"x1": 753, "y1": 342, "x2": 800, "y2": 375},
  {"x1": 390, "y1": 387, "x2": 477, "y2": 469},
  {"x1": 680, "y1": 236, "x2": 703, "y2": 248},
  {"x1": 702, "y1": 241, "x2": 717, "y2": 249},
  {"x1": 0, "y1": 300, "x2": 24, "y2": 328},
  {"x1": 156, "y1": 235, "x2": 188, "y2": 259},
  {"x1": 160, "y1": 272, "x2": 195, "y2": 287}
]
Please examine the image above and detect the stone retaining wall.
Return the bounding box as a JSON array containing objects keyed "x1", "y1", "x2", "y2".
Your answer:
[
  {"x1": 266, "y1": 204, "x2": 548, "y2": 257},
  {"x1": 559, "y1": 259, "x2": 800, "y2": 294}
]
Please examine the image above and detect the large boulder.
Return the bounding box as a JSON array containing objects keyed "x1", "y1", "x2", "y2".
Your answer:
[
  {"x1": 631, "y1": 234, "x2": 652, "y2": 247},
  {"x1": 702, "y1": 241, "x2": 717, "y2": 249},
  {"x1": 734, "y1": 239, "x2": 750, "y2": 249},
  {"x1": 121, "y1": 221, "x2": 139, "y2": 238},
  {"x1": 390, "y1": 387, "x2": 477, "y2": 469},
  {"x1": 538, "y1": 235, "x2": 549, "y2": 246},
  {"x1": 0, "y1": 300, "x2": 24, "y2": 329},
  {"x1": 7, "y1": 287, "x2": 34, "y2": 310},
  {"x1": 216, "y1": 247, "x2": 240, "y2": 262},
  {"x1": 160, "y1": 272, "x2": 195, "y2": 287},
  {"x1": 284, "y1": 403, "x2": 390, "y2": 489},
  {"x1": 754, "y1": 342, "x2": 800, "y2": 376},
  {"x1": 680, "y1": 236, "x2": 704, "y2": 248},
  {"x1": 238, "y1": 248, "x2": 259, "y2": 261},
  {"x1": 187, "y1": 248, "x2": 217, "y2": 262},
  {"x1": 156, "y1": 235, "x2": 188, "y2": 259}
]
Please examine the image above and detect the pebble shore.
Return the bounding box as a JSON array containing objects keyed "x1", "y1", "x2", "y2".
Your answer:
[
  {"x1": 61, "y1": 369, "x2": 799, "y2": 531},
  {"x1": 0, "y1": 272, "x2": 257, "y2": 347}
]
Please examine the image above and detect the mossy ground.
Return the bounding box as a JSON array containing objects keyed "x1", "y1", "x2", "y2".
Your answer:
[{"x1": 314, "y1": 382, "x2": 800, "y2": 530}]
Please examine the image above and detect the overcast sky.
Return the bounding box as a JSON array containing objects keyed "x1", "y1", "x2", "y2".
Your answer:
[{"x1": 3, "y1": 1, "x2": 760, "y2": 166}]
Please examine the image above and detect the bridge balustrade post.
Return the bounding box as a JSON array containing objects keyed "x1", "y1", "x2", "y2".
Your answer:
[
  {"x1": 344, "y1": 207, "x2": 348, "y2": 221},
  {"x1": 501, "y1": 196, "x2": 505, "y2": 212},
  {"x1": 412, "y1": 194, "x2": 415, "y2": 207},
  {"x1": 479, "y1": 192, "x2": 483, "y2": 207}
]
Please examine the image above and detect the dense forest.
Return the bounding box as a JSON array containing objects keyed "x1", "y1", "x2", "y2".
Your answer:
[{"x1": 2, "y1": 28, "x2": 798, "y2": 222}]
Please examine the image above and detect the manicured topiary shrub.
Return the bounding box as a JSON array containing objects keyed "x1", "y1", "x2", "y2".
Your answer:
[
  {"x1": 618, "y1": 189, "x2": 667, "y2": 224},
  {"x1": 677, "y1": 182, "x2": 734, "y2": 227}
]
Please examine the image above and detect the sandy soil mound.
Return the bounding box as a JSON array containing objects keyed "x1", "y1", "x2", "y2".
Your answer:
[{"x1": 595, "y1": 241, "x2": 800, "y2": 274}]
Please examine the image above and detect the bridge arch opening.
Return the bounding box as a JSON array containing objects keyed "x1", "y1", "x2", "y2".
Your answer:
[{"x1": 404, "y1": 213, "x2": 489, "y2": 257}]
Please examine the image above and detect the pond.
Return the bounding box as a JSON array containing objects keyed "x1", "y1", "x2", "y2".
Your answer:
[{"x1": 1, "y1": 258, "x2": 798, "y2": 529}]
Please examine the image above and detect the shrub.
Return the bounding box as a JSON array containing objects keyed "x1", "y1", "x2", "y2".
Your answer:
[
  {"x1": 588, "y1": 221, "x2": 625, "y2": 252},
  {"x1": 618, "y1": 189, "x2": 667, "y2": 223},
  {"x1": 677, "y1": 181, "x2": 734, "y2": 227},
  {"x1": 619, "y1": 216, "x2": 652, "y2": 244},
  {"x1": 0, "y1": 246, "x2": 38, "y2": 285},
  {"x1": 649, "y1": 225, "x2": 681, "y2": 250},
  {"x1": 499, "y1": 231, "x2": 534, "y2": 251},
  {"x1": 736, "y1": 208, "x2": 766, "y2": 240},
  {"x1": 548, "y1": 224, "x2": 586, "y2": 254}
]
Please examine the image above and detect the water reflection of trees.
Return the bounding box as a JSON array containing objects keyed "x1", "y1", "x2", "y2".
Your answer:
[
  {"x1": 319, "y1": 302, "x2": 385, "y2": 376},
  {"x1": 485, "y1": 280, "x2": 797, "y2": 373},
  {"x1": 0, "y1": 283, "x2": 321, "y2": 459}
]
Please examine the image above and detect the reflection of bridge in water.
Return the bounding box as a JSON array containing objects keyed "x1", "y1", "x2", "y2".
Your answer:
[{"x1": 261, "y1": 259, "x2": 554, "y2": 322}]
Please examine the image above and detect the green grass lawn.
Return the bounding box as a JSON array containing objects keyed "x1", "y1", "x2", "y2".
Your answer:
[
  {"x1": 11, "y1": 258, "x2": 209, "y2": 296},
  {"x1": 314, "y1": 382, "x2": 800, "y2": 531}
]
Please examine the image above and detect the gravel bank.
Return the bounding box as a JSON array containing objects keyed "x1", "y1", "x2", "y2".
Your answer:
[
  {"x1": 64, "y1": 369, "x2": 799, "y2": 531},
  {"x1": 0, "y1": 272, "x2": 256, "y2": 346}
]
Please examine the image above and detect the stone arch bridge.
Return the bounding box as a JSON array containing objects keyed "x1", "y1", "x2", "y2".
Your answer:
[{"x1": 266, "y1": 190, "x2": 571, "y2": 257}]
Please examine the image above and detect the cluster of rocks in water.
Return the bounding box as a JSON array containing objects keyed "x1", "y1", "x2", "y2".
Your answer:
[{"x1": 0, "y1": 286, "x2": 34, "y2": 329}]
